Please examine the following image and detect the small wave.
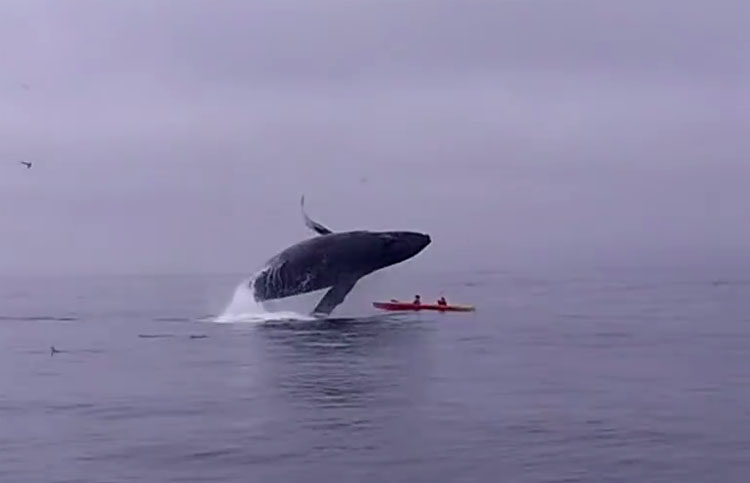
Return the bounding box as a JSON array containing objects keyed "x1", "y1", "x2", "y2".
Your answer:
[
  {"x1": 152, "y1": 316, "x2": 193, "y2": 322},
  {"x1": 137, "y1": 334, "x2": 209, "y2": 340},
  {"x1": 0, "y1": 315, "x2": 78, "y2": 322},
  {"x1": 711, "y1": 280, "x2": 750, "y2": 287}
]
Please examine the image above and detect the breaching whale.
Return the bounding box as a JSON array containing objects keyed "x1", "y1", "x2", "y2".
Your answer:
[{"x1": 250, "y1": 196, "x2": 431, "y2": 316}]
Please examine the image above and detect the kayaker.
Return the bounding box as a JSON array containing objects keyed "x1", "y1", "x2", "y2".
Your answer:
[
  {"x1": 437, "y1": 296, "x2": 447, "y2": 306},
  {"x1": 413, "y1": 295, "x2": 421, "y2": 305}
]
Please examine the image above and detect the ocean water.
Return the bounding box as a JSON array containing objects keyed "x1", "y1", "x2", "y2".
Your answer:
[{"x1": 1, "y1": 268, "x2": 749, "y2": 482}]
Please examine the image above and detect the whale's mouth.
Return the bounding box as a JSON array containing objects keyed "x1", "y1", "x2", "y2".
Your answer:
[{"x1": 415, "y1": 233, "x2": 431, "y2": 252}]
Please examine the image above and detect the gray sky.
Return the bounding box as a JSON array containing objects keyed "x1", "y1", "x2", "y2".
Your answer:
[{"x1": 1, "y1": 0, "x2": 748, "y2": 275}]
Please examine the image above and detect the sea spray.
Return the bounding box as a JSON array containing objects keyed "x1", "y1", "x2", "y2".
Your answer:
[{"x1": 213, "y1": 279, "x2": 314, "y2": 323}]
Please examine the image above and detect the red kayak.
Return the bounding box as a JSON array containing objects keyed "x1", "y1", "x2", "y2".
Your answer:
[{"x1": 373, "y1": 301, "x2": 475, "y2": 312}]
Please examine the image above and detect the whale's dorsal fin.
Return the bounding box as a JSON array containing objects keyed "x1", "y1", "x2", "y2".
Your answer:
[{"x1": 300, "y1": 195, "x2": 333, "y2": 235}]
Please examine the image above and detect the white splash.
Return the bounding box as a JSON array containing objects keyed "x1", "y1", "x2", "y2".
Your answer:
[{"x1": 213, "y1": 279, "x2": 315, "y2": 323}]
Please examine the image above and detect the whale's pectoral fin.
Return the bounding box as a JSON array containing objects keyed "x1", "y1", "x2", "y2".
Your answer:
[
  {"x1": 312, "y1": 276, "x2": 359, "y2": 316},
  {"x1": 301, "y1": 195, "x2": 333, "y2": 235}
]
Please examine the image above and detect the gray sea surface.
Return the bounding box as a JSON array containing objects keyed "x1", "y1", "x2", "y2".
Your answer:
[{"x1": 1, "y1": 268, "x2": 749, "y2": 482}]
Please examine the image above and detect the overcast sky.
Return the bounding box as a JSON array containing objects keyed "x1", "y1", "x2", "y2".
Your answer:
[{"x1": 1, "y1": 0, "x2": 748, "y2": 275}]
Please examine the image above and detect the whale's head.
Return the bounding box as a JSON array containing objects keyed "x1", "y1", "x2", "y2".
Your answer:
[{"x1": 371, "y1": 231, "x2": 431, "y2": 269}]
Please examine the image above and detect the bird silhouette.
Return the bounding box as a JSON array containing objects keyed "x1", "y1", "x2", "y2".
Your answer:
[{"x1": 20, "y1": 161, "x2": 32, "y2": 169}]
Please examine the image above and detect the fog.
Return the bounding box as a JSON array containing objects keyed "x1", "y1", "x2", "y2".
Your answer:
[{"x1": 1, "y1": 0, "x2": 748, "y2": 275}]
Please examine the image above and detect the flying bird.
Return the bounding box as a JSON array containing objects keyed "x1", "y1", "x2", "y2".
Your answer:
[{"x1": 19, "y1": 161, "x2": 32, "y2": 169}]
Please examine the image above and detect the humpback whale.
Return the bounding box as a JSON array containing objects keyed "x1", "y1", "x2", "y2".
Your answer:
[{"x1": 250, "y1": 196, "x2": 431, "y2": 316}]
